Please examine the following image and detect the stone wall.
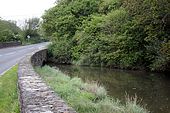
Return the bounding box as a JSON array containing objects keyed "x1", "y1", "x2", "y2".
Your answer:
[
  {"x1": 18, "y1": 49, "x2": 76, "y2": 113},
  {"x1": 0, "y1": 41, "x2": 21, "y2": 49},
  {"x1": 31, "y1": 49, "x2": 47, "y2": 67}
]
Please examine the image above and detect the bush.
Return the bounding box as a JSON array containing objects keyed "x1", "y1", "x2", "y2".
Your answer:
[
  {"x1": 41, "y1": 0, "x2": 170, "y2": 71},
  {"x1": 0, "y1": 19, "x2": 22, "y2": 42}
]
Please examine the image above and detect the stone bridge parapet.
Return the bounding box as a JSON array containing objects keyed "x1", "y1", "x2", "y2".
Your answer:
[{"x1": 18, "y1": 48, "x2": 76, "y2": 113}]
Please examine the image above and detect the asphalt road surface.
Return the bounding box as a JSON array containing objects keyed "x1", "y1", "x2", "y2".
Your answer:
[{"x1": 0, "y1": 42, "x2": 49, "y2": 75}]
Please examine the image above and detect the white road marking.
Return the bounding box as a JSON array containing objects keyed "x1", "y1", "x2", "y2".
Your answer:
[
  {"x1": 0, "y1": 63, "x2": 17, "y2": 76},
  {"x1": 0, "y1": 56, "x2": 24, "y2": 76},
  {"x1": 0, "y1": 43, "x2": 48, "y2": 76},
  {"x1": 0, "y1": 52, "x2": 16, "y2": 57},
  {"x1": 5, "y1": 52, "x2": 16, "y2": 56}
]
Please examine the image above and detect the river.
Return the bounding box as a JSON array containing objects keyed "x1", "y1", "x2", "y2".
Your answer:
[{"x1": 48, "y1": 64, "x2": 170, "y2": 113}]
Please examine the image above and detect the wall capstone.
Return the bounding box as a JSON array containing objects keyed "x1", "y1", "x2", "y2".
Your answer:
[{"x1": 18, "y1": 48, "x2": 77, "y2": 113}]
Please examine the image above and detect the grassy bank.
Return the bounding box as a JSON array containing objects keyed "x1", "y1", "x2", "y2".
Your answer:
[
  {"x1": 0, "y1": 65, "x2": 20, "y2": 113},
  {"x1": 36, "y1": 66, "x2": 149, "y2": 113}
]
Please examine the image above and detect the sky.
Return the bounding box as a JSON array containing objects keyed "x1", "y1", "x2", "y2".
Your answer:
[{"x1": 0, "y1": 0, "x2": 56, "y2": 21}]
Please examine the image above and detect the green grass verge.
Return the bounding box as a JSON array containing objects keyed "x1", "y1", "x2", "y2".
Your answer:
[
  {"x1": 36, "y1": 66, "x2": 149, "y2": 113},
  {"x1": 0, "y1": 65, "x2": 20, "y2": 113}
]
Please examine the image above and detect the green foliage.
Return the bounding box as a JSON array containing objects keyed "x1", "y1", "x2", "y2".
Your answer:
[
  {"x1": 22, "y1": 18, "x2": 43, "y2": 44},
  {"x1": 150, "y1": 41, "x2": 170, "y2": 71},
  {"x1": 36, "y1": 66, "x2": 149, "y2": 113},
  {"x1": 48, "y1": 39, "x2": 72, "y2": 63},
  {"x1": 42, "y1": 0, "x2": 170, "y2": 71},
  {"x1": 0, "y1": 65, "x2": 19, "y2": 113},
  {"x1": 98, "y1": 0, "x2": 122, "y2": 13},
  {"x1": 0, "y1": 19, "x2": 22, "y2": 42},
  {"x1": 122, "y1": 0, "x2": 170, "y2": 70},
  {"x1": 72, "y1": 9, "x2": 134, "y2": 67}
]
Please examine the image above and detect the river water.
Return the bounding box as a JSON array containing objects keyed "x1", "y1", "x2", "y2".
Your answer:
[{"x1": 48, "y1": 64, "x2": 170, "y2": 113}]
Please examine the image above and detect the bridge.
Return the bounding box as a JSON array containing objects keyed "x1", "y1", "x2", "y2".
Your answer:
[
  {"x1": 0, "y1": 42, "x2": 48, "y2": 75},
  {"x1": 0, "y1": 43, "x2": 76, "y2": 113}
]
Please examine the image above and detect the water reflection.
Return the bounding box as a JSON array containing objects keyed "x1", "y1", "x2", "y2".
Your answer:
[{"x1": 48, "y1": 64, "x2": 170, "y2": 113}]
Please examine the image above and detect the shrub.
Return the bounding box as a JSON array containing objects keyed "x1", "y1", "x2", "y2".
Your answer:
[{"x1": 41, "y1": 0, "x2": 170, "y2": 71}]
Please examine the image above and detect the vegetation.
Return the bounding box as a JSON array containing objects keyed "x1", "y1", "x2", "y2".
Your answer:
[
  {"x1": 0, "y1": 19, "x2": 22, "y2": 42},
  {"x1": 0, "y1": 17, "x2": 45, "y2": 44},
  {"x1": 42, "y1": 0, "x2": 170, "y2": 72},
  {"x1": 0, "y1": 65, "x2": 19, "y2": 113},
  {"x1": 36, "y1": 65, "x2": 149, "y2": 113},
  {"x1": 22, "y1": 18, "x2": 45, "y2": 44}
]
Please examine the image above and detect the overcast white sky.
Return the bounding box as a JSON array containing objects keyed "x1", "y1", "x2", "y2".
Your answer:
[{"x1": 0, "y1": 0, "x2": 56, "y2": 20}]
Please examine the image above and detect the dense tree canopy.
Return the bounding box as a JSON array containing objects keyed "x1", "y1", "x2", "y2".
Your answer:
[
  {"x1": 22, "y1": 18, "x2": 44, "y2": 44},
  {"x1": 0, "y1": 19, "x2": 22, "y2": 42},
  {"x1": 42, "y1": 0, "x2": 170, "y2": 72}
]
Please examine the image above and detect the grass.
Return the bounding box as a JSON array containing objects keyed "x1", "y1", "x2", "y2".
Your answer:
[
  {"x1": 36, "y1": 65, "x2": 150, "y2": 113},
  {"x1": 0, "y1": 65, "x2": 20, "y2": 113}
]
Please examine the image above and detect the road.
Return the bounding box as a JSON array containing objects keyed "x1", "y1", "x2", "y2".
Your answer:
[{"x1": 0, "y1": 42, "x2": 48, "y2": 75}]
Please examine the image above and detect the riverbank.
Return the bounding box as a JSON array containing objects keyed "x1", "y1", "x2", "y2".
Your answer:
[
  {"x1": 0, "y1": 65, "x2": 19, "y2": 113},
  {"x1": 36, "y1": 65, "x2": 149, "y2": 113}
]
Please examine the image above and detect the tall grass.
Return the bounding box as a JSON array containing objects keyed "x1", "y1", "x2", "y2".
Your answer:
[
  {"x1": 0, "y1": 65, "x2": 19, "y2": 113},
  {"x1": 36, "y1": 66, "x2": 149, "y2": 113}
]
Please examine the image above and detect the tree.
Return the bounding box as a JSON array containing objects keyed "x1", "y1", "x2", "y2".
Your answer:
[
  {"x1": 41, "y1": 0, "x2": 170, "y2": 71},
  {"x1": 0, "y1": 19, "x2": 22, "y2": 42},
  {"x1": 22, "y1": 18, "x2": 42, "y2": 43}
]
